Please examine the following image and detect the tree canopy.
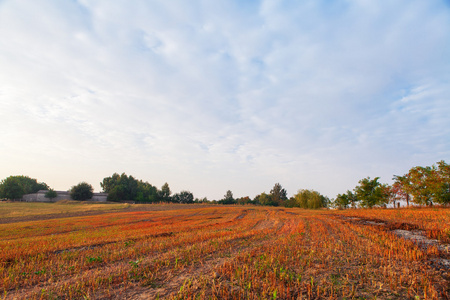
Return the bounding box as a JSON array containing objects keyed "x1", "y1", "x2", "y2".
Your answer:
[
  {"x1": 392, "y1": 160, "x2": 450, "y2": 206},
  {"x1": 0, "y1": 176, "x2": 49, "y2": 200},
  {"x1": 333, "y1": 190, "x2": 357, "y2": 209},
  {"x1": 172, "y1": 191, "x2": 194, "y2": 204},
  {"x1": 270, "y1": 183, "x2": 288, "y2": 206},
  {"x1": 286, "y1": 189, "x2": 329, "y2": 209},
  {"x1": 70, "y1": 182, "x2": 94, "y2": 201},
  {"x1": 353, "y1": 177, "x2": 390, "y2": 208},
  {"x1": 218, "y1": 190, "x2": 235, "y2": 204}
]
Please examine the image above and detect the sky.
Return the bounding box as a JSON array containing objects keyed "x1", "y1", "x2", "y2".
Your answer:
[{"x1": 1, "y1": 0, "x2": 449, "y2": 200}]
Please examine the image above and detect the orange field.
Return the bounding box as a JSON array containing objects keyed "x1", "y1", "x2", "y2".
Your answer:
[{"x1": 1, "y1": 205, "x2": 449, "y2": 299}]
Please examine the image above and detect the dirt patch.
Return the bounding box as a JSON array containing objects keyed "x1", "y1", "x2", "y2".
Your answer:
[
  {"x1": 393, "y1": 230, "x2": 450, "y2": 253},
  {"x1": 234, "y1": 210, "x2": 247, "y2": 220},
  {"x1": 337, "y1": 215, "x2": 423, "y2": 231},
  {"x1": 252, "y1": 219, "x2": 275, "y2": 230},
  {"x1": 338, "y1": 215, "x2": 450, "y2": 270}
]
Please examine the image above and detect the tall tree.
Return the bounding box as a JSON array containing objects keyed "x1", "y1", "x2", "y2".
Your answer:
[
  {"x1": 270, "y1": 183, "x2": 287, "y2": 206},
  {"x1": 220, "y1": 190, "x2": 235, "y2": 204},
  {"x1": 101, "y1": 173, "x2": 138, "y2": 201},
  {"x1": 354, "y1": 177, "x2": 389, "y2": 208},
  {"x1": 406, "y1": 166, "x2": 436, "y2": 206},
  {"x1": 159, "y1": 182, "x2": 172, "y2": 202},
  {"x1": 404, "y1": 161, "x2": 450, "y2": 205},
  {"x1": 392, "y1": 175, "x2": 411, "y2": 207},
  {"x1": 136, "y1": 180, "x2": 158, "y2": 203},
  {"x1": 434, "y1": 160, "x2": 450, "y2": 204}
]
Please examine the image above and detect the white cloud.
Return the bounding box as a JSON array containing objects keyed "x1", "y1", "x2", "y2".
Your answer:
[{"x1": 0, "y1": 0, "x2": 449, "y2": 199}]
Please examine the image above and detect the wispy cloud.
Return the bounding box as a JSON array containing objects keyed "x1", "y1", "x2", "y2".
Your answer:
[{"x1": 1, "y1": 0, "x2": 449, "y2": 199}]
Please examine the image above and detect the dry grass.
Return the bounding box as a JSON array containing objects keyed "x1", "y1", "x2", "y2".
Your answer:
[
  {"x1": 0, "y1": 201, "x2": 131, "y2": 219},
  {"x1": 0, "y1": 205, "x2": 449, "y2": 299}
]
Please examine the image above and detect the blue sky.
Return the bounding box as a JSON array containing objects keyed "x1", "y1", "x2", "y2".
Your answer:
[{"x1": 1, "y1": 0, "x2": 449, "y2": 200}]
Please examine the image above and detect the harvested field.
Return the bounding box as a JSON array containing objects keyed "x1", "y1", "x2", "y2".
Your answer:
[
  {"x1": 0, "y1": 205, "x2": 449, "y2": 299},
  {"x1": 0, "y1": 201, "x2": 216, "y2": 224}
]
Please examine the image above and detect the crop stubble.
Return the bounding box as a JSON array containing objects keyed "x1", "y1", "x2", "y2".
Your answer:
[{"x1": 0, "y1": 205, "x2": 449, "y2": 299}]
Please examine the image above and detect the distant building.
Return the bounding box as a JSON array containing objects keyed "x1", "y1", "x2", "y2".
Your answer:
[{"x1": 22, "y1": 190, "x2": 108, "y2": 202}]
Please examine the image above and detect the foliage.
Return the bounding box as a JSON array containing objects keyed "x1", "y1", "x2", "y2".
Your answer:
[
  {"x1": 236, "y1": 196, "x2": 252, "y2": 205},
  {"x1": 287, "y1": 189, "x2": 329, "y2": 209},
  {"x1": 135, "y1": 181, "x2": 158, "y2": 203},
  {"x1": 101, "y1": 173, "x2": 139, "y2": 201},
  {"x1": 44, "y1": 189, "x2": 58, "y2": 201},
  {"x1": 172, "y1": 190, "x2": 194, "y2": 204},
  {"x1": 270, "y1": 183, "x2": 288, "y2": 206},
  {"x1": 101, "y1": 173, "x2": 158, "y2": 202},
  {"x1": 194, "y1": 197, "x2": 209, "y2": 203},
  {"x1": 333, "y1": 190, "x2": 357, "y2": 209},
  {"x1": 158, "y1": 182, "x2": 172, "y2": 202},
  {"x1": 219, "y1": 190, "x2": 236, "y2": 204},
  {"x1": 254, "y1": 192, "x2": 275, "y2": 206},
  {"x1": 391, "y1": 175, "x2": 411, "y2": 207},
  {"x1": 353, "y1": 177, "x2": 390, "y2": 208},
  {"x1": 70, "y1": 182, "x2": 94, "y2": 201},
  {"x1": 0, "y1": 175, "x2": 49, "y2": 200},
  {"x1": 392, "y1": 160, "x2": 450, "y2": 206}
]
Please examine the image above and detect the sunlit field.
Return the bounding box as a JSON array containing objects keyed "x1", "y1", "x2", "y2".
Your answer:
[
  {"x1": 1, "y1": 204, "x2": 449, "y2": 299},
  {"x1": 0, "y1": 201, "x2": 130, "y2": 220}
]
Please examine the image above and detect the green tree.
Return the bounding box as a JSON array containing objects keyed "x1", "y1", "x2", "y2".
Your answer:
[
  {"x1": 254, "y1": 192, "x2": 275, "y2": 206},
  {"x1": 435, "y1": 160, "x2": 450, "y2": 204},
  {"x1": 70, "y1": 182, "x2": 93, "y2": 201},
  {"x1": 403, "y1": 161, "x2": 450, "y2": 205},
  {"x1": 158, "y1": 182, "x2": 172, "y2": 202},
  {"x1": 289, "y1": 189, "x2": 328, "y2": 209},
  {"x1": 392, "y1": 175, "x2": 411, "y2": 207},
  {"x1": 101, "y1": 173, "x2": 138, "y2": 201},
  {"x1": 0, "y1": 176, "x2": 49, "y2": 200},
  {"x1": 0, "y1": 177, "x2": 23, "y2": 200},
  {"x1": 334, "y1": 190, "x2": 357, "y2": 209},
  {"x1": 354, "y1": 177, "x2": 389, "y2": 208},
  {"x1": 45, "y1": 188, "x2": 58, "y2": 201},
  {"x1": 136, "y1": 180, "x2": 158, "y2": 203},
  {"x1": 270, "y1": 183, "x2": 288, "y2": 206},
  {"x1": 172, "y1": 191, "x2": 194, "y2": 204},
  {"x1": 219, "y1": 190, "x2": 235, "y2": 204},
  {"x1": 237, "y1": 196, "x2": 252, "y2": 205}
]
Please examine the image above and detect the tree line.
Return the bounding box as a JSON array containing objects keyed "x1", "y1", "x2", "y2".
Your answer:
[
  {"x1": 0, "y1": 175, "x2": 95, "y2": 201},
  {"x1": 218, "y1": 183, "x2": 329, "y2": 209},
  {"x1": 1, "y1": 160, "x2": 448, "y2": 209},
  {"x1": 333, "y1": 160, "x2": 450, "y2": 209},
  {"x1": 0, "y1": 173, "x2": 328, "y2": 208}
]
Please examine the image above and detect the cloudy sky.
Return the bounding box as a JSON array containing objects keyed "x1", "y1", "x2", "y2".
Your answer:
[{"x1": 1, "y1": 0, "x2": 449, "y2": 200}]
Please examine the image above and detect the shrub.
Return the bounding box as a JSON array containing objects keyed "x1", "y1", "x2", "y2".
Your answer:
[{"x1": 70, "y1": 182, "x2": 93, "y2": 201}]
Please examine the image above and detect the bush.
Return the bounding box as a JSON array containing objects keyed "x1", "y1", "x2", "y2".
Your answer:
[
  {"x1": 45, "y1": 189, "x2": 58, "y2": 201},
  {"x1": 70, "y1": 182, "x2": 93, "y2": 201}
]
